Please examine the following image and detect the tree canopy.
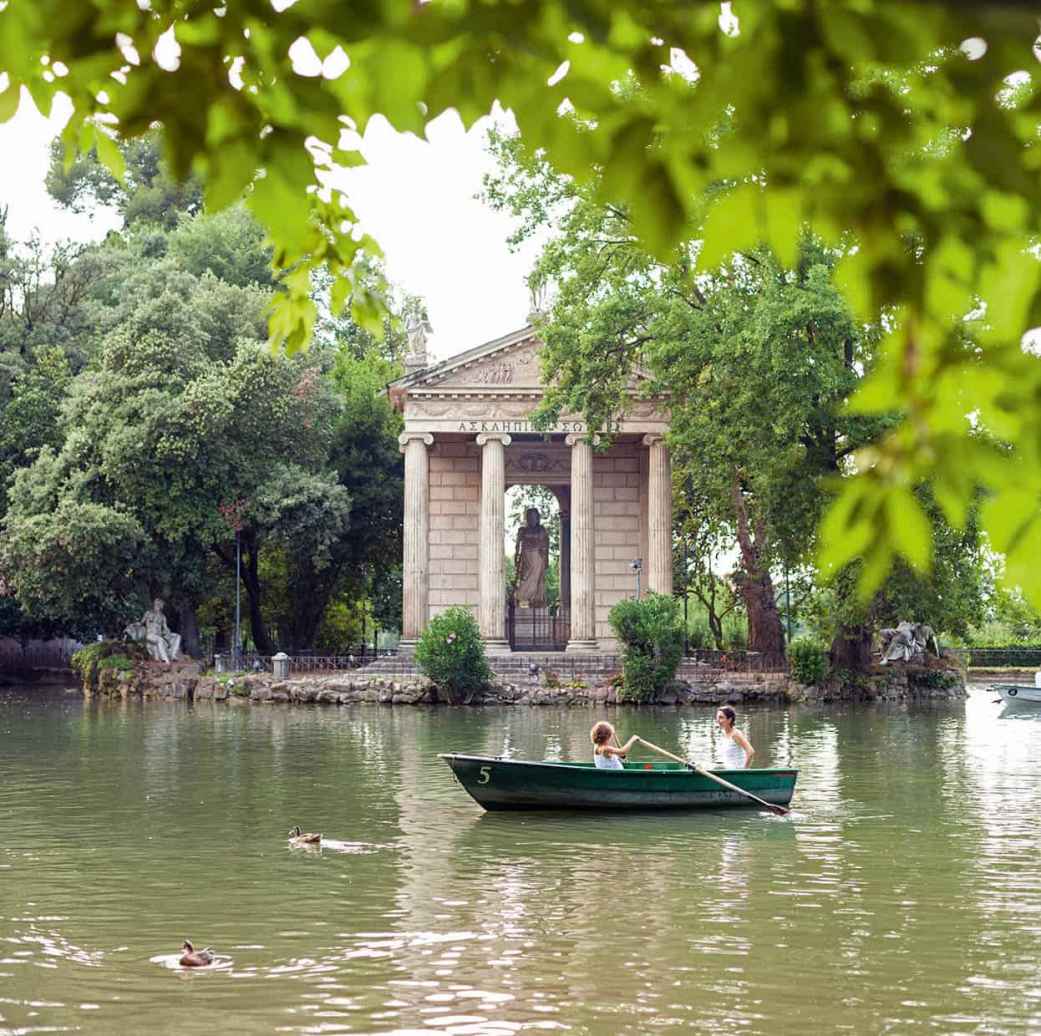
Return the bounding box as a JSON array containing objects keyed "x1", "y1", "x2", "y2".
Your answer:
[
  {"x1": 3, "y1": 1, "x2": 1041, "y2": 601},
  {"x1": 0, "y1": 153, "x2": 407, "y2": 654},
  {"x1": 485, "y1": 130, "x2": 990, "y2": 660}
]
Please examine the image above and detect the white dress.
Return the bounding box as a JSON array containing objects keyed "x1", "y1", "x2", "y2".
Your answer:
[
  {"x1": 720, "y1": 734, "x2": 747, "y2": 769},
  {"x1": 594, "y1": 750, "x2": 624, "y2": 770}
]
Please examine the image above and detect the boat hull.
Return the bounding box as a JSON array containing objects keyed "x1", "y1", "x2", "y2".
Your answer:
[
  {"x1": 993, "y1": 684, "x2": 1041, "y2": 705},
  {"x1": 439, "y1": 754, "x2": 798, "y2": 812}
]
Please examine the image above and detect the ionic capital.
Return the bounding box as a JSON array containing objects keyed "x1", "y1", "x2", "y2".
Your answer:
[
  {"x1": 399, "y1": 432, "x2": 434, "y2": 454},
  {"x1": 476, "y1": 432, "x2": 513, "y2": 447},
  {"x1": 564, "y1": 432, "x2": 600, "y2": 447},
  {"x1": 641, "y1": 433, "x2": 666, "y2": 448}
]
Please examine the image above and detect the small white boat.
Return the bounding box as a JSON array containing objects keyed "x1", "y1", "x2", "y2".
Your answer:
[{"x1": 992, "y1": 683, "x2": 1041, "y2": 705}]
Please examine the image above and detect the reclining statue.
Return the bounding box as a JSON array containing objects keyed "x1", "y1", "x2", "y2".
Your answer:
[
  {"x1": 879, "y1": 621, "x2": 939, "y2": 665},
  {"x1": 125, "y1": 598, "x2": 182, "y2": 663}
]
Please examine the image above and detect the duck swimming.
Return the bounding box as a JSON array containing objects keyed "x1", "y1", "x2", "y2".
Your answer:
[
  {"x1": 179, "y1": 940, "x2": 213, "y2": 967},
  {"x1": 288, "y1": 825, "x2": 321, "y2": 846}
]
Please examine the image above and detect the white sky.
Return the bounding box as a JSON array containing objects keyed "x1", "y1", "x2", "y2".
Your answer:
[{"x1": 0, "y1": 92, "x2": 538, "y2": 362}]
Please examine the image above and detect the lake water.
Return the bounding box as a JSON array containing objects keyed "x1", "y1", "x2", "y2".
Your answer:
[{"x1": 2, "y1": 684, "x2": 1040, "y2": 1035}]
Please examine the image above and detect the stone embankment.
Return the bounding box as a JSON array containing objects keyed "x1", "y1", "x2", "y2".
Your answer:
[{"x1": 79, "y1": 655, "x2": 967, "y2": 706}]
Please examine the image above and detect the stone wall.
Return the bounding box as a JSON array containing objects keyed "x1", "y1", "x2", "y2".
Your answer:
[
  {"x1": 593, "y1": 443, "x2": 643, "y2": 649},
  {"x1": 79, "y1": 659, "x2": 966, "y2": 707},
  {"x1": 428, "y1": 439, "x2": 481, "y2": 616},
  {"x1": 793, "y1": 664, "x2": 967, "y2": 703}
]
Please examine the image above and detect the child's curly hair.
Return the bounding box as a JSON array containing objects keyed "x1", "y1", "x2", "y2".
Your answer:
[{"x1": 590, "y1": 720, "x2": 615, "y2": 746}]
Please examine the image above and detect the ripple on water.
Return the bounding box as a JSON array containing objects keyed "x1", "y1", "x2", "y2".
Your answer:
[{"x1": 2, "y1": 690, "x2": 1041, "y2": 1033}]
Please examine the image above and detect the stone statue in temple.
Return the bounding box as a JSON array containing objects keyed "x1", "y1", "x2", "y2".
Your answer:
[
  {"x1": 125, "y1": 598, "x2": 182, "y2": 663},
  {"x1": 514, "y1": 507, "x2": 550, "y2": 609}
]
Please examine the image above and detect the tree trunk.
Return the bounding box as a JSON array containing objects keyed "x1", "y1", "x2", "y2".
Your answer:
[
  {"x1": 829, "y1": 624, "x2": 874, "y2": 671},
  {"x1": 213, "y1": 533, "x2": 275, "y2": 656},
  {"x1": 735, "y1": 569, "x2": 786, "y2": 661},
  {"x1": 708, "y1": 609, "x2": 725, "y2": 651},
  {"x1": 241, "y1": 541, "x2": 274, "y2": 658},
  {"x1": 694, "y1": 579, "x2": 727, "y2": 650},
  {"x1": 283, "y1": 563, "x2": 340, "y2": 652},
  {"x1": 239, "y1": 535, "x2": 274, "y2": 655},
  {"x1": 174, "y1": 600, "x2": 201, "y2": 659},
  {"x1": 730, "y1": 478, "x2": 786, "y2": 662}
]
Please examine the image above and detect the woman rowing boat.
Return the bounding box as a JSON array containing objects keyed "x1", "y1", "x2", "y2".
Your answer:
[{"x1": 715, "y1": 706, "x2": 754, "y2": 769}]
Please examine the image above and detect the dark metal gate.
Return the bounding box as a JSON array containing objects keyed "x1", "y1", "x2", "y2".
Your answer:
[{"x1": 507, "y1": 596, "x2": 570, "y2": 651}]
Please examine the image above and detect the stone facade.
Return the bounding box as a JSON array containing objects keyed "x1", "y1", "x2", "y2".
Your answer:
[
  {"x1": 389, "y1": 325, "x2": 672, "y2": 653},
  {"x1": 428, "y1": 440, "x2": 481, "y2": 614}
]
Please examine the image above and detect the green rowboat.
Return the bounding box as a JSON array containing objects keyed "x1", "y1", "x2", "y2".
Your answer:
[{"x1": 440, "y1": 753, "x2": 798, "y2": 812}]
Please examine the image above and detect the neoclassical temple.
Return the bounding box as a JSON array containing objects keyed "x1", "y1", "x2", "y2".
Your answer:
[{"x1": 388, "y1": 322, "x2": 672, "y2": 654}]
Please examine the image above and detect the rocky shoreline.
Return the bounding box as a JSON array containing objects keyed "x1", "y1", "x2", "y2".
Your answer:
[{"x1": 78, "y1": 657, "x2": 968, "y2": 706}]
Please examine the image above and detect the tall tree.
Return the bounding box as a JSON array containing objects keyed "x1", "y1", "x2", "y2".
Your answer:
[
  {"x1": 485, "y1": 135, "x2": 880, "y2": 655},
  {"x1": 0, "y1": 237, "x2": 347, "y2": 651},
  {"x1": 487, "y1": 132, "x2": 989, "y2": 662}
]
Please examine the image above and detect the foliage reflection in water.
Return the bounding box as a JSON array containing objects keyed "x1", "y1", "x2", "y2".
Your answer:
[{"x1": 1, "y1": 686, "x2": 1040, "y2": 1034}]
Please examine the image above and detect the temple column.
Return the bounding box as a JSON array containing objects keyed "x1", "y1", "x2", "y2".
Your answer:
[
  {"x1": 644, "y1": 434, "x2": 673, "y2": 595},
  {"x1": 565, "y1": 434, "x2": 599, "y2": 653},
  {"x1": 398, "y1": 432, "x2": 434, "y2": 653},
  {"x1": 477, "y1": 432, "x2": 512, "y2": 653},
  {"x1": 559, "y1": 510, "x2": 571, "y2": 613}
]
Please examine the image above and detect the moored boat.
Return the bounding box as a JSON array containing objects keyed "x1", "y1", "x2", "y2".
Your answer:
[
  {"x1": 439, "y1": 753, "x2": 798, "y2": 812},
  {"x1": 992, "y1": 684, "x2": 1041, "y2": 705}
]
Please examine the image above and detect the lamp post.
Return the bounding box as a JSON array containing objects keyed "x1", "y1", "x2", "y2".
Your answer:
[
  {"x1": 630, "y1": 558, "x2": 643, "y2": 599},
  {"x1": 784, "y1": 563, "x2": 793, "y2": 645},
  {"x1": 235, "y1": 527, "x2": 242, "y2": 671},
  {"x1": 219, "y1": 499, "x2": 247, "y2": 672}
]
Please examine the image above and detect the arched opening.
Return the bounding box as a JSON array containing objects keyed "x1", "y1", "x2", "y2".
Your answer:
[{"x1": 504, "y1": 484, "x2": 569, "y2": 650}]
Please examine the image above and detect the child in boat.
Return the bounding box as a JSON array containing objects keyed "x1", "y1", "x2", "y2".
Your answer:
[
  {"x1": 715, "y1": 706, "x2": 755, "y2": 769},
  {"x1": 590, "y1": 721, "x2": 638, "y2": 770}
]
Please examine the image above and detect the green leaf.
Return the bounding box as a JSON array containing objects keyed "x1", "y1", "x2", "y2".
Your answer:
[
  {"x1": 833, "y1": 247, "x2": 874, "y2": 322},
  {"x1": 371, "y1": 40, "x2": 428, "y2": 131},
  {"x1": 925, "y1": 235, "x2": 975, "y2": 323},
  {"x1": 698, "y1": 185, "x2": 760, "y2": 270},
  {"x1": 94, "y1": 128, "x2": 126, "y2": 182},
  {"x1": 978, "y1": 241, "x2": 1041, "y2": 344},
  {"x1": 818, "y1": 480, "x2": 876, "y2": 575},
  {"x1": 981, "y1": 191, "x2": 1029, "y2": 233},
  {"x1": 0, "y1": 85, "x2": 20, "y2": 123},
  {"x1": 204, "y1": 139, "x2": 257, "y2": 212},
  {"x1": 856, "y1": 542, "x2": 894, "y2": 599},
  {"x1": 885, "y1": 487, "x2": 932, "y2": 572},
  {"x1": 763, "y1": 189, "x2": 801, "y2": 270},
  {"x1": 981, "y1": 486, "x2": 1040, "y2": 556}
]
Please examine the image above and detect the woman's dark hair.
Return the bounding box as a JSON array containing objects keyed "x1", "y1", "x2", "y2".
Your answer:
[{"x1": 719, "y1": 706, "x2": 737, "y2": 726}]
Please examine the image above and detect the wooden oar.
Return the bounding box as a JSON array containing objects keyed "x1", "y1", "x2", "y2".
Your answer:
[{"x1": 635, "y1": 736, "x2": 790, "y2": 816}]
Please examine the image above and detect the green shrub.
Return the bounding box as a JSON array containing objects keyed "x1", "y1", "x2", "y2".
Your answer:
[
  {"x1": 789, "y1": 638, "x2": 828, "y2": 687},
  {"x1": 609, "y1": 593, "x2": 684, "y2": 703},
  {"x1": 71, "y1": 639, "x2": 148, "y2": 689},
  {"x1": 416, "y1": 607, "x2": 492, "y2": 703}
]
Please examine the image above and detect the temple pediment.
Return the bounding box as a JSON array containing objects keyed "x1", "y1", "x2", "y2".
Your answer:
[
  {"x1": 389, "y1": 325, "x2": 667, "y2": 435},
  {"x1": 434, "y1": 337, "x2": 542, "y2": 389}
]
